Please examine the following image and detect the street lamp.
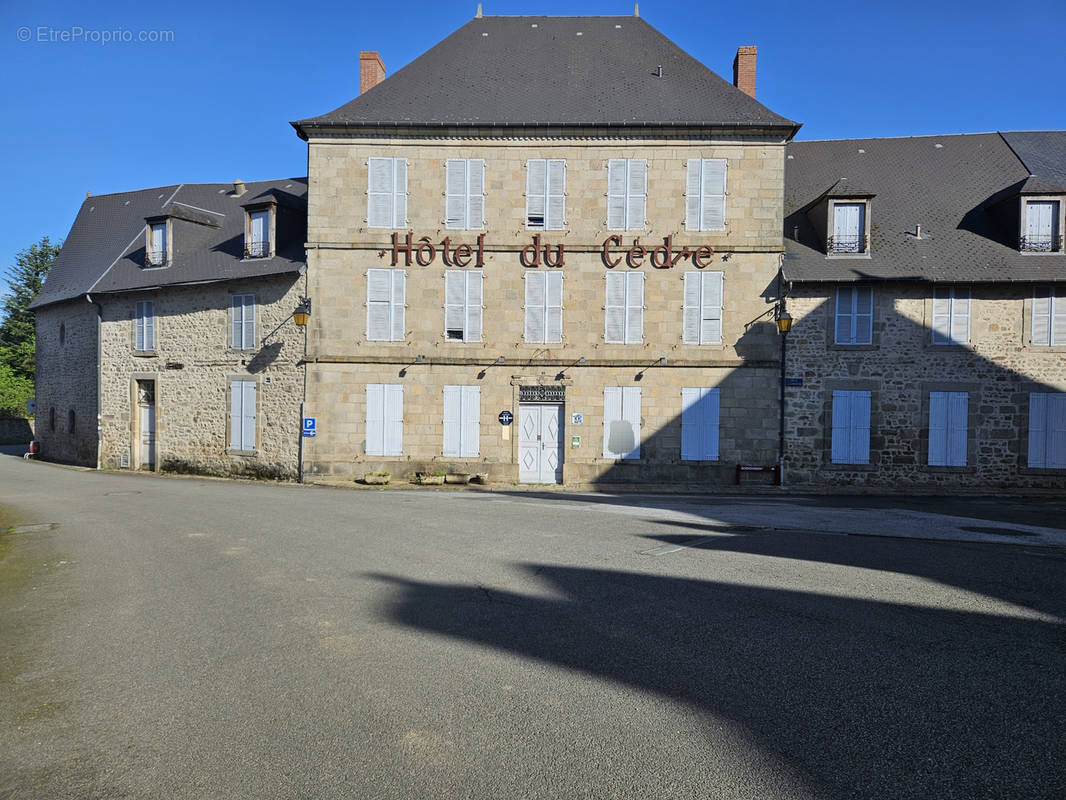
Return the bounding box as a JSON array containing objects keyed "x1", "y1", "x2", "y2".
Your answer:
[
  {"x1": 292, "y1": 297, "x2": 312, "y2": 327},
  {"x1": 776, "y1": 305, "x2": 792, "y2": 485}
]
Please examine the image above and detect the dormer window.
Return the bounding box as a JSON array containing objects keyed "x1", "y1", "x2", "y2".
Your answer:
[
  {"x1": 1021, "y1": 199, "x2": 1063, "y2": 252},
  {"x1": 829, "y1": 202, "x2": 868, "y2": 254},
  {"x1": 245, "y1": 207, "x2": 272, "y2": 259},
  {"x1": 146, "y1": 220, "x2": 168, "y2": 266}
]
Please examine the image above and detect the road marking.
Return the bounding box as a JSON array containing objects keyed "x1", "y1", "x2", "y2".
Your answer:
[{"x1": 640, "y1": 536, "x2": 715, "y2": 556}]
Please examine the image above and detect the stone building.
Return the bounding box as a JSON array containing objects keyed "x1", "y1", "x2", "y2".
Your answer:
[
  {"x1": 782, "y1": 131, "x2": 1066, "y2": 489},
  {"x1": 31, "y1": 180, "x2": 308, "y2": 478},
  {"x1": 293, "y1": 15, "x2": 798, "y2": 484}
]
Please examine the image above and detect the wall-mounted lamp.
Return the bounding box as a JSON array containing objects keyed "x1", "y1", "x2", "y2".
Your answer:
[
  {"x1": 477, "y1": 355, "x2": 507, "y2": 379},
  {"x1": 293, "y1": 296, "x2": 312, "y2": 327},
  {"x1": 554, "y1": 356, "x2": 586, "y2": 381},
  {"x1": 635, "y1": 356, "x2": 667, "y2": 381},
  {"x1": 399, "y1": 354, "x2": 427, "y2": 377},
  {"x1": 776, "y1": 309, "x2": 792, "y2": 334}
]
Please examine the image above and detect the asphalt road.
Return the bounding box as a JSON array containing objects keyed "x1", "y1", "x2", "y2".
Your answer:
[{"x1": 1, "y1": 458, "x2": 1064, "y2": 799}]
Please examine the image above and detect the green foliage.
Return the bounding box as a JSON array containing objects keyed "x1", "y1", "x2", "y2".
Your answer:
[{"x1": 0, "y1": 236, "x2": 60, "y2": 408}]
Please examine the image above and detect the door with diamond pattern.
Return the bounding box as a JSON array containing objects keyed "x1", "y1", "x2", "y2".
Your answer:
[{"x1": 518, "y1": 403, "x2": 563, "y2": 483}]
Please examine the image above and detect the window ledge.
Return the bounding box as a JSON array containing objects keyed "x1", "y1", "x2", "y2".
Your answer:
[
  {"x1": 922, "y1": 465, "x2": 976, "y2": 474},
  {"x1": 826, "y1": 253, "x2": 872, "y2": 260},
  {"x1": 1024, "y1": 344, "x2": 1066, "y2": 352},
  {"x1": 925, "y1": 342, "x2": 971, "y2": 351},
  {"x1": 132, "y1": 350, "x2": 158, "y2": 358},
  {"x1": 1018, "y1": 466, "x2": 1066, "y2": 475},
  {"x1": 227, "y1": 449, "x2": 257, "y2": 457},
  {"x1": 828, "y1": 343, "x2": 878, "y2": 351},
  {"x1": 823, "y1": 462, "x2": 877, "y2": 471}
]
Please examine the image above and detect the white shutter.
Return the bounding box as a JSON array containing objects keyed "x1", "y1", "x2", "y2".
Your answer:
[
  {"x1": 855, "y1": 287, "x2": 873, "y2": 344},
  {"x1": 391, "y1": 270, "x2": 406, "y2": 341},
  {"x1": 701, "y1": 272, "x2": 723, "y2": 344},
  {"x1": 445, "y1": 159, "x2": 467, "y2": 229},
  {"x1": 685, "y1": 160, "x2": 700, "y2": 231},
  {"x1": 834, "y1": 289, "x2": 852, "y2": 344},
  {"x1": 467, "y1": 271, "x2": 483, "y2": 342},
  {"x1": 682, "y1": 273, "x2": 700, "y2": 344},
  {"x1": 526, "y1": 159, "x2": 546, "y2": 228},
  {"x1": 603, "y1": 386, "x2": 622, "y2": 457},
  {"x1": 701, "y1": 159, "x2": 726, "y2": 230},
  {"x1": 604, "y1": 272, "x2": 626, "y2": 343},
  {"x1": 948, "y1": 392, "x2": 968, "y2": 466},
  {"x1": 607, "y1": 159, "x2": 627, "y2": 230},
  {"x1": 367, "y1": 158, "x2": 394, "y2": 228},
  {"x1": 1029, "y1": 393, "x2": 1047, "y2": 468},
  {"x1": 445, "y1": 271, "x2": 466, "y2": 339},
  {"x1": 603, "y1": 386, "x2": 641, "y2": 460},
  {"x1": 1053, "y1": 290, "x2": 1066, "y2": 346},
  {"x1": 231, "y1": 296, "x2": 243, "y2": 349},
  {"x1": 468, "y1": 159, "x2": 485, "y2": 229},
  {"x1": 241, "y1": 382, "x2": 256, "y2": 451},
  {"x1": 461, "y1": 385, "x2": 480, "y2": 457},
  {"x1": 1027, "y1": 201, "x2": 1054, "y2": 244},
  {"x1": 625, "y1": 272, "x2": 644, "y2": 344},
  {"x1": 135, "y1": 302, "x2": 146, "y2": 350},
  {"x1": 366, "y1": 269, "x2": 391, "y2": 340},
  {"x1": 622, "y1": 386, "x2": 641, "y2": 459},
  {"x1": 931, "y1": 289, "x2": 951, "y2": 344},
  {"x1": 393, "y1": 159, "x2": 407, "y2": 228},
  {"x1": 545, "y1": 272, "x2": 563, "y2": 343},
  {"x1": 1048, "y1": 394, "x2": 1066, "y2": 469},
  {"x1": 1032, "y1": 289, "x2": 1051, "y2": 346},
  {"x1": 850, "y1": 391, "x2": 871, "y2": 465},
  {"x1": 546, "y1": 159, "x2": 566, "y2": 230},
  {"x1": 928, "y1": 392, "x2": 948, "y2": 466},
  {"x1": 950, "y1": 289, "x2": 970, "y2": 345},
  {"x1": 443, "y1": 385, "x2": 461, "y2": 457},
  {"x1": 229, "y1": 380, "x2": 243, "y2": 450},
  {"x1": 384, "y1": 384, "x2": 403, "y2": 456},
  {"x1": 143, "y1": 302, "x2": 155, "y2": 350},
  {"x1": 524, "y1": 272, "x2": 546, "y2": 343},
  {"x1": 627, "y1": 159, "x2": 647, "y2": 231},
  {"x1": 366, "y1": 384, "x2": 384, "y2": 456},
  {"x1": 681, "y1": 387, "x2": 720, "y2": 461}
]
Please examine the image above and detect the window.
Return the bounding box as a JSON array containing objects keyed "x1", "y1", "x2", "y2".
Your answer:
[
  {"x1": 831, "y1": 390, "x2": 871, "y2": 465},
  {"x1": 445, "y1": 159, "x2": 485, "y2": 230},
  {"x1": 366, "y1": 269, "x2": 406, "y2": 341},
  {"x1": 605, "y1": 271, "x2": 644, "y2": 344},
  {"x1": 830, "y1": 203, "x2": 867, "y2": 254},
  {"x1": 931, "y1": 286, "x2": 970, "y2": 345},
  {"x1": 231, "y1": 294, "x2": 256, "y2": 350},
  {"x1": 603, "y1": 386, "x2": 641, "y2": 459},
  {"x1": 526, "y1": 159, "x2": 565, "y2": 230},
  {"x1": 367, "y1": 157, "x2": 408, "y2": 229},
  {"x1": 229, "y1": 380, "x2": 256, "y2": 451},
  {"x1": 68, "y1": 409, "x2": 76, "y2": 436},
  {"x1": 366, "y1": 384, "x2": 403, "y2": 456},
  {"x1": 1028, "y1": 393, "x2": 1066, "y2": 469},
  {"x1": 607, "y1": 159, "x2": 647, "y2": 231},
  {"x1": 147, "y1": 221, "x2": 167, "y2": 266},
  {"x1": 443, "y1": 385, "x2": 480, "y2": 457},
  {"x1": 928, "y1": 391, "x2": 968, "y2": 466},
  {"x1": 524, "y1": 271, "x2": 563, "y2": 343},
  {"x1": 681, "y1": 387, "x2": 720, "y2": 461},
  {"x1": 444, "y1": 270, "x2": 483, "y2": 342},
  {"x1": 834, "y1": 286, "x2": 873, "y2": 345},
  {"x1": 246, "y1": 209, "x2": 270, "y2": 258},
  {"x1": 1022, "y1": 200, "x2": 1061, "y2": 252},
  {"x1": 134, "y1": 300, "x2": 155, "y2": 351},
  {"x1": 1032, "y1": 286, "x2": 1066, "y2": 346},
  {"x1": 682, "y1": 271, "x2": 723, "y2": 345},
  {"x1": 685, "y1": 158, "x2": 726, "y2": 231}
]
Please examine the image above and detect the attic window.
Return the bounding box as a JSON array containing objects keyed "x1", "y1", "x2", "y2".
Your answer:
[
  {"x1": 829, "y1": 201, "x2": 869, "y2": 255},
  {"x1": 245, "y1": 207, "x2": 272, "y2": 259},
  {"x1": 146, "y1": 220, "x2": 168, "y2": 266},
  {"x1": 1021, "y1": 199, "x2": 1063, "y2": 253}
]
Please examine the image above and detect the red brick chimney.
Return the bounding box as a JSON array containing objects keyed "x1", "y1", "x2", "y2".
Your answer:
[
  {"x1": 360, "y1": 51, "x2": 386, "y2": 95},
  {"x1": 732, "y1": 45, "x2": 757, "y2": 98}
]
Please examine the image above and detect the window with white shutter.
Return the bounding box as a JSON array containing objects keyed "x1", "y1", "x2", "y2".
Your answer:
[
  {"x1": 444, "y1": 270, "x2": 483, "y2": 342},
  {"x1": 685, "y1": 159, "x2": 727, "y2": 231},
  {"x1": 604, "y1": 271, "x2": 644, "y2": 344},
  {"x1": 526, "y1": 159, "x2": 566, "y2": 230},
  {"x1": 1031, "y1": 286, "x2": 1066, "y2": 346},
  {"x1": 830, "y1": 390, "x2": 871, "y2": 465},
  {"x1": 366, "y1": 269, "x2": 406, "y2": 341},
  {"x1": 146, "y1": 222, "x2": 167, "y2": 266},
  {"x1": 607, "y1": 159, "x2": 647, "y2": 231},
  {"x1": 367, "y1": 157, "x2": 408, "y2": 229},
  {"x1": 830, "y1": 203, "x2": 867, "y2": 254},
  {"x1": 246, "y1": 209, "x2": 270, "y2": 258},
  {"x1": 445, "y1": 159, "x2": 485, "y2": 230},
  {"x1": 229, "y1": 380, "x2": 256, "y2": 451},
  {"x1": 1028, "y1": 392, "x2": 1066, "y2": 469},
  {"x1": 366, "y1": 383, "x2": 403, "y2": 456},
  {"x1": 231, "y1": 294, "x2": 256, "y2": 350},
  {"x1": 1022, "y1": 200, "x2": 1061, "y2": 252},
  {"x1": 931, "y1": 286, "x2": 970, "y2": 345},
  {"x1": 134, "y1": 300, "x2": 155, "y2": 351},
  {"x1": 681, "y1": 387, "x2": 720, "y2": 461},
  {"x1": 443, "y1": 385, "x2": 480, "y2": 457},
  {"x1": 834, "y1": 286, "x2": 874, "y2": 345},
  {"x1": 523, "y1": 271, "x2": 563, "y2": 343},
  {"x1": 603, "y1": 386, "x2": 641, "y2": 459},
  {"x1": 682, "y1": 272, "x2": 723, "y2": 344},
  {"x1": 928, "y1": 391, "x2": 968, "y2": 466}
]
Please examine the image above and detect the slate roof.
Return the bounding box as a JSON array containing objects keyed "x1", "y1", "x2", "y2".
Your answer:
[
  {"x1": 1002, "y1": 130, "x2": 1066, "y2": 188},
  {"x1": 32, "y1": 179, "x2": 307, "y2": 309},
  {"x1": 783, "y1": 132, "x2": 1066, "y2": 284},
  {"x1": 294, "y1": 16, "x2": 798, "y2": 133}
]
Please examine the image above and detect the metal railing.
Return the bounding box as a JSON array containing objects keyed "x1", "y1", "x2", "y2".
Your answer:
[
  {"x1": 827, "y1": 234, "x2": 868, "y2": 254},
  {"x1": 145, "y1": 248, "x2": 167, "y2": 266},
  {"x1": 1020, "y1": 234, "x2": 1063, "y2": 253},
  {"x1": 244, "y1": 240, "x2": 270, "y2": 258}
]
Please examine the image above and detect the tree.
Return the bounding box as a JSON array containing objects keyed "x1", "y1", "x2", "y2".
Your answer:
[{"x1": 0, "y1": 236, "x2": 60, "y2": 416}]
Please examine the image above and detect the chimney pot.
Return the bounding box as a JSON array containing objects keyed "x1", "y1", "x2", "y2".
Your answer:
[
  {"x1": 233, "y1": 179, "x2": 246, "y2": 197},
  {"x1": 360, "y1": 51, "x2": 386, "y2": 95},
  {"x1": 732, "y1": 45, "x2": 757, "y2": 98}
]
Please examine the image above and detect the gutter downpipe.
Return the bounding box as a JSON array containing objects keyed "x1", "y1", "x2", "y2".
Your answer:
[{"x1": 85, "y1": 293, "x2": 103, "y2": 470}]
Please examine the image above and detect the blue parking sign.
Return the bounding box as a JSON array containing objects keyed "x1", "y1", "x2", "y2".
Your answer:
[{"x1": 302, "y1": 417, "x2": 317, "y2": 437}]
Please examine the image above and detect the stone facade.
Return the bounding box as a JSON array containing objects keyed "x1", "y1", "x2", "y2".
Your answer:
[
  {"x1": 302, "y1": 134, "x2": 789, "y2": 484},
  {"x1": 784, "y1": 283, "x2": 1066, "y2": 489}
]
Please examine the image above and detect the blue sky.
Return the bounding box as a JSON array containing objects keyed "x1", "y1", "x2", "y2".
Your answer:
[{"x1": 2, "y1": 0, "x2": 1064, "y2": 289}]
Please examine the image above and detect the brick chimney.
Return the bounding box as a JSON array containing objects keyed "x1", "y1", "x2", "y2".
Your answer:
[
  {"x1": 732, "y1": 45, "x2": 757, "y2": 98},
  {"x1": 360, "y1": 51, "x2": 386, "y2": 95}
]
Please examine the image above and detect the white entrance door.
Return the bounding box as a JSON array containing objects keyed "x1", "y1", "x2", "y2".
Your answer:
[
  {"x1": 518, "y1": 403, "x2": 563, "y2": 483},
  {"x1": 137, "y1": 381, "x2": 156, "y2": 469}
]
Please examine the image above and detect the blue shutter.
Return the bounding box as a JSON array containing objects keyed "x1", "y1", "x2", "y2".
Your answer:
[
  {"x1": 681, "y1": 387, "x2": 700, "y2": 460},
  {"x1": 831, "y1": 391, "x2": 850, "y2": 463},
  {"x1": 850, "y1": 391, "x2": 871, "y2": 465},
  {"x1": 928, "y1": 392, "x2": 948, "y2": 466},
  {"x1": 1029, "y1": 393, "x2": 1047, "y2": 468},
  {"x1": 704, "y1": 388, "x2": 720, "y2": 460},
  {"x1": 1048, "y1": 394, "x2": 1066, "y2": 469},
  {"x1": 948, "y1": 392, "x2": 968, "y2": 466}
]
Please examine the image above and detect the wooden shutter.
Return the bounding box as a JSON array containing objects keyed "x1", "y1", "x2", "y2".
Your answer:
[
  {"x1": 366, "y1": 269, "x2": 391, "y2": 340},
  {"x1": 468, "y1": 159, "x2": 485, "y2": 229},
  {"x1": 138, "y1": 301, "x2": 155, "y2": 350},
  {"x1": 622, "y1": 386, "x2": 641, "y2": 459},
  {"x1": 607, "y1": 159, "x2": 627, "y2": 230},
  {"x1": 831, "y1": 391, "x2": 850, "y2": 463},
  {"x1": 524, "y1": 271, "x2": 546, "y2": 343},
  {"x1": 384, "y1": 384, "x2": 403, "y2": 456},
  {"x1": 603, "y1": 386, "x2": 622, "y2": 457},
  {"x1": 1053, "y1": 289, "x2": 1066, "y2": 346},
  {"x1": 393, "y1": 159, "x2": 407, "y2": 228},
  {"x1": 461, "y1": 385, "x2": 480, "y2": 457},
  {"x1": 231, "y1": 296, "x2": 243, "y2": 348},
  {"x1": 445, "y1": 159, "x2": 467, "y2": 229},
  {"x1": 701, "y1": 159, "x2": 726, "y2": 230},
  {"x1": 627, "y1": 160, "x2": 647, "y2": 231},
  {"x1": 545, "y1": 272, "x2": 563, "y2": 343},
  {"x1": 1027, "y1": 201, "x2": 1054, "y2": 243},
  {"x1": 1032, "y1": 288, "x2": 1051, "y2": 345},
  {"x1": 241, "y1": 382, "x2": 256, "y2": 451},
  {"x1": 604, "y1": 272, "x2": 626, "y2": 343},
  {"x1": 467, "y1": 271, "x2": 483, "y2": 342},
  {"x1": 931, "y1": 288, "x2": 951, "y2": 344},
  {"x1": 367, "y1": 158, "x2": 394, "y2": 228},
  {"x1": 625, "y1": 272, "x2": 644, "y2": 344},
  {"x1": 1048, "y1": 394, "x2": 1066, "y2": 469},
  {"x1": 390, "y1": 270, "x2": 405, "y2": 341},
  {"x1": 854, "y1": 287, "x2": 873, "y2": 344},
  {"x1": 1028, "y1": 393, "x2": 1047, "y2": 468},
  {"x1": 546, "y1": 159, "x2": 566, "y2": 230},
  {"x1": 834, "y1": 289, "x2": 853, "y2": 344},
  {"x1": 443, "y1": 385, "x2": 461, "y2": 457},
  {"x1": 950, "y1": 288, "x2": 970, "y2": 344},
  {"x1": 445, "y1": 271, "x2": 466, "y2": 339},
  {"x1": 850, "y1": 391, "x2": 871, "y2": 464},
  {"x1": 681, "y1": 387, "x2": 720, "y2": 461},
  {"x1": 928, "y1": 392, "x2": 948, "y2": 466},
  {"x1": 135, "y1": 302, "x2": 145, "y2": 350},
  {"x1": 685, "y1": 160, "x2": 701, "y2": 231},
  {"x1": 229, "y1": 380, "x2": 243, "y2": 450},
  {"x1": 232, "y1": 295, "x2": 254, "y2": 349},
  {"x1": 683, "y1": 273, "x2": 700, "y2": 344},
  {"x1": 602, "y1": 386, "x2": 640, "y2": 460},
  {"x1": 948, "y1": 392, "x2": 968, "y2": 466},
  {"x1": 701, "y1": 272, "x2": 723, "y2": 344},
  {"x1": 526, "y1": 159, "x2": 546, "y2": 228}
]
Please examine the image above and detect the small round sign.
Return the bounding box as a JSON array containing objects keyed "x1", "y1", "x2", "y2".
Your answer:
[{"x1": 498, "y1": 410, "x2": 514, "y2": 426}]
